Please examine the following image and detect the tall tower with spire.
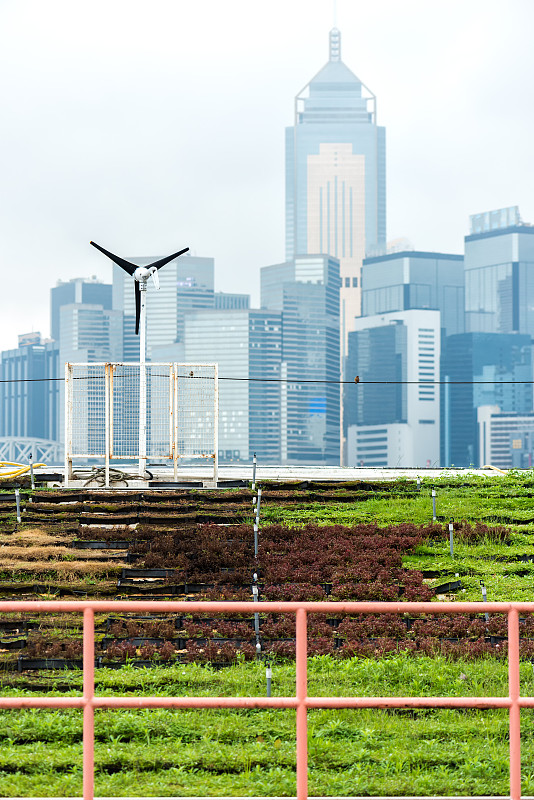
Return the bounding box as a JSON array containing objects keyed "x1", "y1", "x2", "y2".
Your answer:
[{"x1": 285, "y1": 28, "x2": 386, "y2": 357}]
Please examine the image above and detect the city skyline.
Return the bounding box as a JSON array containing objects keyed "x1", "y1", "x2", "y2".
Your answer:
[{"x1": 1, "y1": 0, "x2": 534, "y2": 350}]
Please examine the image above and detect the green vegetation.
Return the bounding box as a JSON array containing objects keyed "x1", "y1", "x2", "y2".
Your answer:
[
  {"x1": 3, "y1": 473, "x2": 534, "y2": 794},
  {"x1": 1, "y1": 654, "x2": 534, "y2": 796},
  {"x1": 262, "y1": 473, "x2": 534, "y2": 602}
]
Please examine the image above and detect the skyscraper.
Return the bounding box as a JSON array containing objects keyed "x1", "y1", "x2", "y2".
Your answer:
[
  {"x1": 261, "y1": 255, "x2": 340, "y2": 465},
  {"x1": 51, "y1": 277, "x2": 112, "y2": 342},
  {"x1": 441, "y1": 332, "x2": 533, "y2": 467},
  {"x1": 182, "y1": 308, "x2": 282, "y2": 464},
  {"x1": 345, "y1": 309, "x2": 441, "y2": 468},
  {"x1": 0, "y1": 333, "x2": 59, "y2": 443},
  {"x1": 112, "y1": 255, "x2": 214, "y2": 360},
  {"x1": 362, "y1": 250, "x2": 464, "y2": 338},
  {"x1": 465, "y1": 207, "x2": 534, "y2": 335},
  {"x1": 285, "y1": 28, "x2": 386, "y2": 350}
]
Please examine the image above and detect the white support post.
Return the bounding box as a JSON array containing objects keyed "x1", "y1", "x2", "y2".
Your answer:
[
  {"x1": 64, "y1": 363, "x2": 72, "y2": 487},
  {"x1": 173, "y1": 365, "x2": 178, "y2": 482},
  {"x1": 104, "y1": 363, "x2": 111, "y2": 489},
  {"x1": 213, "y1": 363, "x2": 219, "y2": 486},
  {"x1": 138, "y1": 284, "x2": 148, "y2": 478}
]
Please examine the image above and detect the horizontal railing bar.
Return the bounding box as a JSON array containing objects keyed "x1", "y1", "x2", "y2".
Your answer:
[
  {"x1": 306, "y1": 696, "x2": 512, "y2": 709},
  {"x1": 0, "y1": 697, "x2": 85, "y2": 709},
  {"x1": 1, "y1": 696, "x2": 528, "y2": 711},
  {"x1": 0, "y1": 600, "x2": 523, "y2": 613}
]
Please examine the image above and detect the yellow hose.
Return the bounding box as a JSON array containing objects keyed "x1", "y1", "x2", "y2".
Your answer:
[
  {"x1": 481, "y1": 464, "x2": 508, "y2": 475},
  {"x1": 0, "y1": 461, "x2": 47, "y2": 479}
]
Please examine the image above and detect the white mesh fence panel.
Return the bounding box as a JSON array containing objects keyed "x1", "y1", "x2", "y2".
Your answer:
[
  {"x1": 69, "y1": 364, "x2": 106, "y2": 457},
  {"x1": 110, "y1": 364, "x2": 173, "y2": 459},
  {"x1": 65, "y1": 363, "x2": 217, "y2": 479},
  {"x1": 174, "y1": 364, "x2": 218, "y2": 459}
]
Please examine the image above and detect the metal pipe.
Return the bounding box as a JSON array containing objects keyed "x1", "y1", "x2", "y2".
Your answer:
[
  {"x1": 449, "y1": 520, "x2": 454, "y2": 558},
  {"x1": 432, "y1": 488, "x2": 437, "y2": 521},
  {"x1": 266, "y1": 664, "x2": 272, "y2": 698},
  {"x1": 508, "y1": 607, "x2": 521, "y2": 800},
  {"x1": 29, "y1": 453, "x2": 34, "y2": 492},
  {"x1": 138, "y1": 282, "x2": 147, "y2": 478},
  {"x1": 252, "y1": 452, "x2": 257, "y2": 491},
  {"x1": 296, "y1": 607, "x2": 308, "y2": 800},
  {"x1": 83, "y1": 607, "x2": 95, "y2": 800}
]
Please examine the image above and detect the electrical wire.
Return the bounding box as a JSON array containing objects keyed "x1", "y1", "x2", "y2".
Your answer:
[{"x1": 2, "y1": 375, "x2": 534, "y2": 386}]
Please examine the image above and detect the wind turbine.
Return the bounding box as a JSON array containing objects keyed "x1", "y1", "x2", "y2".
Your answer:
[{"x1": 90, "y1": 241, "x2": 189, "y2": 478}]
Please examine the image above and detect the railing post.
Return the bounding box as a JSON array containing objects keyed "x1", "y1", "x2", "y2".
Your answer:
[
  {"x1": 83, "y1": 607, "x2": 95, "y2": 800},
  {"x1": 509, "y1": 606, "x2": 521, "y2": 800},
  {"x1": 296, "y1": 607, "x2": 308, "y2": 800}
]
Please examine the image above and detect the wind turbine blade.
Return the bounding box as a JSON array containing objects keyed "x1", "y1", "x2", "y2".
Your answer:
[
  {"x1": 148, "y1": 247, "x2": 189, "y2": 271},
  {"x1": 90, "y1": 241, "x2": 138, "y2": 276},
  {"x1": 151, "y1": 269, "x2": 160, "y2": 290},
  {"x1": 135, "y1": 281, "x2": 141, "y2": 335}
]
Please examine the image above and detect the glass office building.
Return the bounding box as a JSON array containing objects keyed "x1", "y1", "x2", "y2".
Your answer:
[
  {"x1": 183, "y1": 309, "x2": 282, "y2": 464},
  {"x1": 0, "y1": 334, "x2": 59, "y2": 442},
  {"x1": 51, "y1": 277, "x2": 112, "y2": 342},
  {"x1": 441, "y1": 332, "x2": 533, "y2": 467},
  {"x1": 362, "y1": 250, "x2": 464, "y2": 338},
  {"x1": 465, "y1": 208, "x2": 534, "y2": 335},
  {"x1": 261, "y1": 255, "x2": 340, "y2": 465},
  {"x1": 345, "y1": 309, "x2": 441, "y2": 468},
  {"x1": 113, "y1": 255, "x2": 214, "y2": 359},
  {"x1": 286, "y1": 28, "x2": 386, "y2": 341}
]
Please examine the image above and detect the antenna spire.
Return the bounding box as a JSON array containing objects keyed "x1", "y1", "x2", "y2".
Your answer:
[{"x1": 329, "y1": 27, "x2": 341, "y2": 62}]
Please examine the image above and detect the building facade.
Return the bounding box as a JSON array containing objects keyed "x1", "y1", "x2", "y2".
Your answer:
[
  {"x1": 362, "y1": 250, "x2": 464, "y2": 338},
  {"x1": 477, "y1": 406, "x2": 534, "y2": 469},
  {"x1": 51, "y1": 277, "x2": 112, "y2": 342},
  {"x1": 441, "y1": 332, "x2": 533, "y2": 467},
  {"x1": 112, "y1": 255, "x2": 215, "y2": 359},
  {"x1": 182, "y1": 309, "x2": 282, "y2": 464},
  {"x1": 261, "y1": 255, "x2": 340, "y2": 465},
  {"x1": 0, "y1": 333, "x2": 59, "y2": 443},
  {"x1": 285, "y1": 27, "x2": 386, "y2": 347},
  {"x1": 465, "y1": 207, "x2": 534, "y2": 335},
  {"x1": 345, "y1": 309, "x2": 440, "y2": 467}
]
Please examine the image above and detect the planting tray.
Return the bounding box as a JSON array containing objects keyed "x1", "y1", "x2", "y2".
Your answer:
[
  {"x1": 72, "y1": 540, "x2": 130, "y2": 549},
  {"x1": 101, "y1": 636, "x2": 187, "y2": 648}
]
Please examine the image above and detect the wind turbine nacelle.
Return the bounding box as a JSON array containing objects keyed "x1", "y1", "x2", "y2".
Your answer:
[{"x1": 134, "y1": 265, "x2": 160, "y2": 289}]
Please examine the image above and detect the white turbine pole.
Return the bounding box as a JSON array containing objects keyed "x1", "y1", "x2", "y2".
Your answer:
[{"x1": 139, "y1": 281, "x2": 148, "y2": 478}]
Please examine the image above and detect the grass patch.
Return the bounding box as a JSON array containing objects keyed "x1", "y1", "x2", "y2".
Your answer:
[{"x1": 0, "y1": 654, "x2": 533, "y2": 796}]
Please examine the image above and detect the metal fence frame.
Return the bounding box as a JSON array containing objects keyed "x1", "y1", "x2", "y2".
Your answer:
[
  {"x1": 0, "y1": 599, "x2": 529, "y2": 800},
  {"x1": 64, "y1": 362, "x2": 218, "y2": 486}
]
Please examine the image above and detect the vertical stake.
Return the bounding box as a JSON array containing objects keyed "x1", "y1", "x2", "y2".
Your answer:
[
  {"x1": 266, "y1": 661, "x2": 272, "y2": 697},
  {"x1": 256, "y1": 488, "x2": 262, "y2": 523},
  {"x1": 15, "y1": 488, "x2": 21, "y2": 524},
  {"x1": 252, "y1": 452, "x2": 257, "y2": 492},
  {"x1": 449, "y1": 519, "x2": 454, "y2": 557},
  {"x1": 481, "y1": 581, "x2": 489, "y2": 623},
  {"x1": 417, "y1": 476, "x2": 421, "y2": 491},
  {"x1": 432, "y1": 488, "x2": 437, "y2": 522},
  {"x1": 29, "y1": 453, "x2": 35, "y2": 493},
  {"x1": 252, "y1": 575, "x2": 260, "y2": 657}
]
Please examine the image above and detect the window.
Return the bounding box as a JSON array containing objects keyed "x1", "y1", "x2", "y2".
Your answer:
[
  {"x1": 345, "y1": 277, "x2": 350, "y2": 287},
  {"x1": 352, "y1": 277, "x2": 358, "y2": 287}
]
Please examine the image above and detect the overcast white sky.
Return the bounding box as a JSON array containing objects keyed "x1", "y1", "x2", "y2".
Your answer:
[{"x1": 1, "y1": 0, "x2": 534, "y2": 350}]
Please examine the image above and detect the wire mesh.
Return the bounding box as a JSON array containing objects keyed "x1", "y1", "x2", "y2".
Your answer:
[
  {"x1": 174, "y1": 364, "x2": 217, "y2": 459},
  {"x1": 110, "y1": 364, "x2": 173, "y2": 459},
  {"x1": 69, "y1": 365, "x2": 106, "y2": 457},
  {"x1": 66, "y1": 363, "x2": 217, "y2": 464}
]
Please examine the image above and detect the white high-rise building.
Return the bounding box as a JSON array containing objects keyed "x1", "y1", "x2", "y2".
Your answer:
[{"x1": 345, "y1": 309, "x2": 440, "y2": 467}]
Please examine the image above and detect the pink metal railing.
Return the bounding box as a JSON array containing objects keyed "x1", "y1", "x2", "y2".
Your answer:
[{"x1": 0, "y1": 599, "x2": 530, "y2": 800}]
